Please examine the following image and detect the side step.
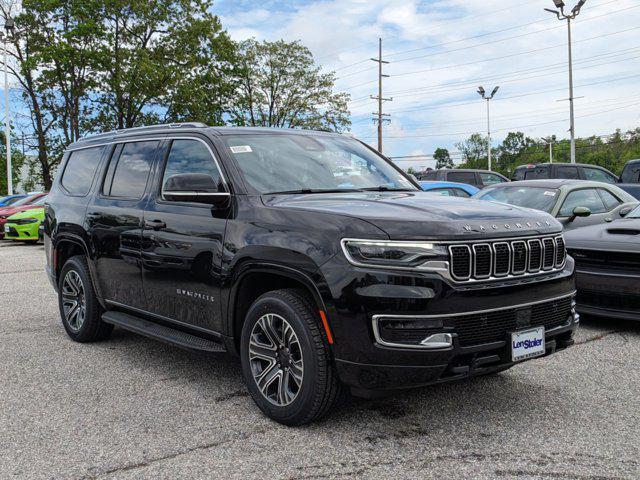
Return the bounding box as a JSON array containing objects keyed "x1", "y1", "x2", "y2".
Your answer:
[{"x1": 102, "y1": 311, "x2": 226, "y2": 353}]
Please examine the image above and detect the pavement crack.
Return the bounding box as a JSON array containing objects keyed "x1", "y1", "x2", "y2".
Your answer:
[
  {"x1": 573, "y1": 330, "x2": 622, "y2": 346},
  {"x1": 87, "y1": 429, "x2": 265, "y2": 478}
]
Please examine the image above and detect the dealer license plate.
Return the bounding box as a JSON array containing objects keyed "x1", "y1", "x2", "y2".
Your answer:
[{"x1": 511, "y1": 326, "x2": 545, "y2": 362}]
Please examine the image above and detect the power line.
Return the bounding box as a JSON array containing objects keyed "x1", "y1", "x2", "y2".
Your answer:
[{"x1": 370, "y1": 38, "x2": 392, "y2": 154}]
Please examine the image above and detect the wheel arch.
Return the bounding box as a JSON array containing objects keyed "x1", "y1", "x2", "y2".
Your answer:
[
  {"x1": 53, "y1": 235, "x2": 105, "y2": 302},
  {"x1": 225, "y1": 262, "x2": 330, "y2": 356}
]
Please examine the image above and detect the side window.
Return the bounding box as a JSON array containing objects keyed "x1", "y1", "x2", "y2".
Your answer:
[
  {"x1": 429, "y1": 188, "x2": 454, "y2": 196},
  {"x1": 620, "y1": 164, "x2": 640, "y2": 183},
  {"x1": 420, "y1": 171, "x2": 437, "y2": 181},
  {"x1": 559, "y1": 189, "x2": 606, "y2": 217},
  {"x1": 61, "y1": 147, "x2": 104, "y2": 196},
  {"x1": 513, "y1": 168, "x2": 525, "y2": 181},
  {"x1": 103, "y1": 141, "x2": 158, "y2": 199},
  {"x1": 583, "y1": 167, "x2": 616, "y2": 184},
  {"x1": 161, "y1": 139, "x2": 224, "y2": 198},
  {"x1": 524, "y1": 168, "x2": 549, "y2": 179},
  {"x1": 598, "y1": 189, "x2": 622, "y2": 211},
  {"x1": 448, "y1": 171, "x2": 477, "y2": 185},
  {"x1": 454, "y1": 188, "x2": 472, "y2": 198},
  {"x1": 479, "y1": 172, "x2": 505, "y2": 186},
  {"x1": 557, "y1": 166, "x2": 579, "y2": 179}
]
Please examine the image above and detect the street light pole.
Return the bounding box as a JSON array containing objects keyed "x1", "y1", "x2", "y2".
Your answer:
[
  {"x1": 2, "y1": 16, "x2": 14, "y2": 195},
  {"x1": 545, "y1": 0, "x2": 587, "y2": 164},
  {"x1": 477, "y1": 86, "x2": 499, "y2": 171}
]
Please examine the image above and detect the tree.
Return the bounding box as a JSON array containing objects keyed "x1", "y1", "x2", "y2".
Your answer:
[
  {"x1": 229, "y1": 39, "x2": 350, "y2": 131},
  {"x1": 455, "y1": 133, "x2": 489, "y2": 169},
  {"x1": 433, "y1": 148, "x2": 453, "y2": 169},
  {"x1": 496, "y1": 132, "x2": 536, "y2": 175}
]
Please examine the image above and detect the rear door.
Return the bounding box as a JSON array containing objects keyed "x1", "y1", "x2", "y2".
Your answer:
[
  {"x1": 86, "y1": 139, "x2": 161, "y2": 310},
  {"x1": 447, "y1": 171, "x2": 478, "y2": 187},
  {"x1": 140, "y1": 136, "x2": 229, "y2": 333}
]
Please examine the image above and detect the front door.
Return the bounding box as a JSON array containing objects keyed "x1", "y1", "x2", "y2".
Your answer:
[
  {"x1": 141, "y1": 137, "x2": 229, "y2": 333},
  {"x1": 87, "y1": 140, "x2": 161, "y2": 310}
]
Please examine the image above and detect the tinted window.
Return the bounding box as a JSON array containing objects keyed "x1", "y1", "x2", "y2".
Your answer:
[
  {"x1": 478, "y1": 186, "x2": 559, "y2": 213},
  {"x1": 427, "y1": 188, "x2": 455, "y2": 196},
  {"x1": 598, "y1": 188, "x2": 621, "y2": 210},
  {"x1": 447, "y1": 171, "x2": 477, "y2": 185},
  {"x1": 513, "y1": 168, "x2": 526, "y2": 181},
  {"x1": 454, "y1": 188, "x2": 472, "y2": 198},
  {"x1": 419, "y1": 171, "x2": 437, "y2": 181},
  {"x1": 524, "y1": 167, "x2": 549, "y2": 179},
  {"x1": 557, "y1": 166, "x2": 579, "y2": 179},
  {"x1": 225, "y1": 134, "x2": 415, "y2": 194},
  {"x1": 479, "y1": 172, "x2": 505, "y2": 185},
  {"x1": 583, "y1": 167, "x2": 616, "y2": 184},
  {"x1": 61, "y1": 147, "x2": 104, "y2": 196},
  {"x1": 559, "y1": 189, "x2": 606, "y2": 216},
  {"x1": 620, "y1": 163, "x2": 640, "y2": 183},
  {"x1": 162, "y1": 140, "x2": 223, "y2": 197},
  {"x1": 104, "y1": 141, "x2": 158, "y2": 198}
]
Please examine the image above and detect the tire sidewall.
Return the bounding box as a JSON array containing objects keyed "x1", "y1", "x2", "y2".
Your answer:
[
  {"x1": 58, "y1": 256, "x2": 101, "y2": 341},
  {"x1": 240, "y1": 294, "x2": 321, "y2": 424}
]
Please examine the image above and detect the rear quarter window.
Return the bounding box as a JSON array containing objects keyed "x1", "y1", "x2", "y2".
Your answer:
[{"x1": 60, "y1": 147, "x2": 105, "y2": 196}]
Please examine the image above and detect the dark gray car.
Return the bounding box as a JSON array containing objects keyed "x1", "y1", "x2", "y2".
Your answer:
[
  {"x1": 565, "y1": 206, "x2": 640, "y2": 321},
  {"x1": 473, "y1": 179, "x2": 638, "y2": 230}
]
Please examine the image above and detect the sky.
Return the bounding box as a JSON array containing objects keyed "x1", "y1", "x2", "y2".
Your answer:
[{"x1": 214, "y1": 0, "x2": 640, "y2": 170}]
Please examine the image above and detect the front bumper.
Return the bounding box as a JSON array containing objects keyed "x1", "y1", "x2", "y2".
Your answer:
[
  {"x1": 4, "y1": 221, "x2": 40, "y2": 241},
  {"x1": 318, "y1": 254, "x2": 577, "y2": 393},
  {"x1": 575, "y1": 268, "x2": 640, "y2": 321}
]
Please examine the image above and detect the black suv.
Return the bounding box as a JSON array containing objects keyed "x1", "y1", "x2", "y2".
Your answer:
[
  {"x1": 44, "y1": 124, "x2": 578, "y2": 425},
  {"x1": 417, "y1": 169, "x2": 509, "y2": 188},
  {"x1": 512, "y1": 163, "x2": 618, "y2": 184}
]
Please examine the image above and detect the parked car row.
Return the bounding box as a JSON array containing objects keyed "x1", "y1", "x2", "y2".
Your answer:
[{"x1": 0, "y1": 192, "x2": 48, "y2": 242}]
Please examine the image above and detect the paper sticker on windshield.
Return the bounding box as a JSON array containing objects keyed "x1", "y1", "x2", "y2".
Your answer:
[
  {"x1": 230, "y1": 145, "x2": 252, "y2": 154},
  {"x1": 544, "y1": 191, "x2": 556, "y2": 196}
]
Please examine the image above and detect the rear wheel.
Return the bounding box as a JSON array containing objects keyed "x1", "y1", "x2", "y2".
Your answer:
[
  {"x1": 240, "y1": 289, "x2": 341, "y2": 425},
  {"x1": 58, "y1": 255, "x2": 113, "y2": 342}
]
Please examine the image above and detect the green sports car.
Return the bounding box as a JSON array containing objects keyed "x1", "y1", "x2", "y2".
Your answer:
[{"x1": 4, "y1": 207, "x2": 45, "y2": 242}]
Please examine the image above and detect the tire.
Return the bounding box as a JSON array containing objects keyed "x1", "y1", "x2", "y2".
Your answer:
[
  {"x1": 58, "y1": 255, "x2": 113, "y2": 342},
  {"x1": 240, "y1": 289, "x2": 341, "y2": 426}
]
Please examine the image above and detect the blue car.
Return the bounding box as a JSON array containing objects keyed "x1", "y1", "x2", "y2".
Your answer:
[
  {"x1": 0, "y1": 194, "x2": 27, "y2": 207},
  {"x1": 419, "y1": 181, "x2": 479, "y2": 198}
]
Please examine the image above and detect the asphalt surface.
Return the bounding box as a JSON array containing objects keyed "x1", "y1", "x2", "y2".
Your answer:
[{"x1": 1, "y1": 241, "x2": 639, "y2": 480}]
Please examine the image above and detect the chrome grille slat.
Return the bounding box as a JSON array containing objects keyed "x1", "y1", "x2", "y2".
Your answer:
[{"x1": 449, "y1": 235, "x2": 565, "y2": 283}]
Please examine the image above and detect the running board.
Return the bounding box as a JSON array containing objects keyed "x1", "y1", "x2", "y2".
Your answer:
[{"x1": 102, "y1": 311, "x2": 226, "y2": 353}]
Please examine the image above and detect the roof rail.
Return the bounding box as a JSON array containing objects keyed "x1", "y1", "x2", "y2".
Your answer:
[{"x1": 78, "y1": 122, "x2": 209, "y2": 142}]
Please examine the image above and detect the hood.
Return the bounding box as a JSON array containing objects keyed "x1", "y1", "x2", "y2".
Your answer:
[
  {"x1": 0, "y1": 204, "x2": 42, "y2": 218},
  {"x1": 7, "y1": 207, "x2": 44, "y2": 221},
  {"x1": 565, "y1": 218, "x2": 640, "y2": 252},
  {"x1": 263, "y1": 191, "x2": 561, "y2": 240}
]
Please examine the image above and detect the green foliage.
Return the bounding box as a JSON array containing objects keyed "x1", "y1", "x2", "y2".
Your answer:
[
  {"x1": 433, "y1": 147, "x2": 453, "y2": 169},
  {"x1": 229, "y1": 39, "x2": 350, "y2": 131},
  {"x1": 455, "y1": 133, "x2": 493, "y2": 169}
]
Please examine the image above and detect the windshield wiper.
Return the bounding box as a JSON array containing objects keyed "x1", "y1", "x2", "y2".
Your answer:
[
  {"x1": 267, "y1": 188, "x2": 364, "y2": 195},
  {"x1": 360, "y1": 186, "x2": 414, "y2": 192}
]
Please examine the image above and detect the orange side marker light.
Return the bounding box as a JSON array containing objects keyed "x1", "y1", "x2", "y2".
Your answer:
[{"x1": 319, "y1": 310, "x2": 334, "y2": 345}]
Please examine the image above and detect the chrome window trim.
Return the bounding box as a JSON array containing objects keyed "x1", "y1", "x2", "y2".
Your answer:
[{"x1": 371, "y1": 291, "x2": 576, "y2": 350}]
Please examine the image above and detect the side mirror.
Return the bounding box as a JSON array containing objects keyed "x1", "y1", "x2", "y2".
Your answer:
[
  {"x1": 619, "y1": 206, "x2": 634, "y2": 217},
  {"x1": 568, "y1": 206, "x2": 591, "y2": 222},
  {"x1": 163, "y1": 173, "x2": 229, "y2": 205}
]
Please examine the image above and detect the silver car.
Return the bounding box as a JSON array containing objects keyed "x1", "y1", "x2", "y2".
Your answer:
[{"x1": 473, "y1": 179, "x2": 639, "y2": 230}]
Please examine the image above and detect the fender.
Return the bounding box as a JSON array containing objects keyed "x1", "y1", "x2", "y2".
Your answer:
[{"x1": 225, "y1": 261, "x2": 329, "y2": 340}]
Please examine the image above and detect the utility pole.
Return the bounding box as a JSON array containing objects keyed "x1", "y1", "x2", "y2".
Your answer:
[
  {"x1": 2, "y1": 16, "x2": 14, "y2": 195},
  {"x1": 477, "y1": 86, "x2": 499, "y2": 171},
  {"x1": 545, "y1": 0, "x2": 587, "y2": 164},
  {"x1": 370, "y1": 38, "x2": 392, "y2": 154},
  {"x1": 544, "y1": 136, "x2": 555, "y2": 163}
]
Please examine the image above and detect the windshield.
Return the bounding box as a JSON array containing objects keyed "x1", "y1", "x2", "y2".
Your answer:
[
  {"x1": 628, "y1": 205, "x2": 640, "y2": 218},
  {"x1": 11, "y1": 194, "x2": 42, "y2": 207},
  {"x1": 224, "y1": 133, "x2": 417, "y2": 194},
  {"x1": 477, "y1": 186, "x2": 560, "y2": 213}
]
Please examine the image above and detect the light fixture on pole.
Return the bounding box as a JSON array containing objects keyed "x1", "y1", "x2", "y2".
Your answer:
[
  {"x1": 545, "y1": 0, "x2": 587, "y2": 164},
  {"x1": 2, "y1": 16, "x2": 14, "y2": 195},
  {"x1": 477, "y1": 86, "x2": 499, "y2": 171}
]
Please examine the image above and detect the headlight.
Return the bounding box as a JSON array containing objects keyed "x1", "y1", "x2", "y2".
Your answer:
[
  {"x1": 341, "y1": 239, "x2": 448, "y2": 269},
  {"x1": 11, "y1": 218, "x2": 39, "y2": 225}
]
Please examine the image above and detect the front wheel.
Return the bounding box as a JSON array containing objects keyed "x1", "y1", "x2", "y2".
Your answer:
[
  {"x1": 58, "y1": 255, "x2": 113, "y2": 342},
  {"x1": 240, "y1": 289, "x2": 341, "y2": 426}
]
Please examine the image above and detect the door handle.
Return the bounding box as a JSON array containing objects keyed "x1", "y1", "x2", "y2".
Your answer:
[{"x1": 144, "y1": 219, "x2": 167, "y2": 230}]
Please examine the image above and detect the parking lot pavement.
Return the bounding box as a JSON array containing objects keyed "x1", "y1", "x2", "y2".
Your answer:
[{"x1": 1, "y1": 242, "x2": 639, "y2": 480}]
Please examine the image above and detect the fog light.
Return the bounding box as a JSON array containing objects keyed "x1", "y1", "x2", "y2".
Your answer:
[{"x1": 420, "y1": 333, "x2": 453, "y2": 349}]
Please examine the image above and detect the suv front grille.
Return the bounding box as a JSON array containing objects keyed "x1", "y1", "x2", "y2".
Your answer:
[
  {"x1": 454, "y1": 295, "x2": 573, "y2": 346},
  {"x1": 449, "y1": 235, "x2": 565, "y2": 282}
]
